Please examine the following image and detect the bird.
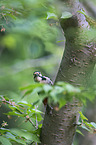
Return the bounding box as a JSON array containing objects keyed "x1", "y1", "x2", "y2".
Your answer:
[
  {"x1": 33, "y1": 71, "x2": 53, "y2": 85},
  {"x1": 33, "y1": 71, "x2": 53, "y2": 106}
]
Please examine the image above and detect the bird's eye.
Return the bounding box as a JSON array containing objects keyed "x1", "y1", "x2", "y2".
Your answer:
[
  {"x1": 37, "y1": 72, "x2": 39, "y2": 75},
  {"x1": 33, "y1": 71, "x2": 41, "y2": 77}
]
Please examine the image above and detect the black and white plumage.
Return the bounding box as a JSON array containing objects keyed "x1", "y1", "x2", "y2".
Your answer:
[
  {"x1": 33, "y1": 71, "x2": 53, "y2": 85},
  {"x1": 33, "y1": 71, "x2": 53, "y2": 106}
]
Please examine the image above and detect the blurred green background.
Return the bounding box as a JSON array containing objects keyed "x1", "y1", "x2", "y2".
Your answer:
[{"x1": 0, "y1": 0, "x2": 64, "y2": 98}]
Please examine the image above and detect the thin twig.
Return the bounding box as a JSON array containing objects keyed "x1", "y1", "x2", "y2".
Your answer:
[{"x1": 0, "y1": 96, "x2": 36, "y2": 128}]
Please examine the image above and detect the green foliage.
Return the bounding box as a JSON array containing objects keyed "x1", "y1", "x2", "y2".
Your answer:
[
  {"x1": 0, "y1": 136, "x2": 12, "y2": 145},
  {"x1": 76, "y1": 129, "x2": 84, "y2": 136},
  {"x1": 79, "y1": 111, "x2": 88, "y2": 121},
  {"x1": 0, "y1": 81, "x2": 96, "y2": 144},
  {"x1": 0, "y1": 95, "x2": 43, "y2": 144},
  {"x1": 0, "y1": 0, "x2": 58, "y2": 59},
  {"x1": 77, "y1": 112, "x2": 96, "y2": 135},
  {"x1": 21, "y1": 82, "x2": 81, "y2": 108},
  {"x1": 0, "y1": 128, "x2": 40, "y2": 145},
  {"x1": 21, "y1": 81, "x2": 96, "y2": 108}
]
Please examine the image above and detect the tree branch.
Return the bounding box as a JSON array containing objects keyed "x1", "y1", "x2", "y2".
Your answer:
[{"x1": 1, "y1": 96, "x2": 36, "y2": 128}]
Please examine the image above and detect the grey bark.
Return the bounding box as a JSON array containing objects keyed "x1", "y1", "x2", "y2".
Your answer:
[{"x1": 40, "y1": 0, "x2": 96, "y2": 144}]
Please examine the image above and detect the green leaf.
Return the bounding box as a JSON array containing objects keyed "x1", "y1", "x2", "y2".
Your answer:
[
  {"x1": 6, "y1": 13, "x2": 17, "y2": 20},
  {"x1": 61, "y1": 12, "x2": 72, "y2": 19},
  {"x1": 80, "y1": 125, "x2": 90, "y2": 132},
  {"x1": 5, "y1": 132, "x2": 16, "y2": 140},
  {"x1": 90, "y1": 122, "x2": 96, "y2": 128},
  {"x1": 20, "y1": 84, "x2": 34, "y2": 90},
  {"x1": 30, "y1": 108, "x2": 43, "y2": 114},
  {"x1": 79, "y1": 112, "x2": 88, "y2": 121},
  {"x1": 47, "y1": 12, "x2": 57, "y2": 20},
  {"x1": 22, "y1": 89, "x2": 32, "y2": 98},
  {"x1": 76, "y1": 129, "x2": 84, "y2": 136},
  {"x1": 17, "y1": 101, "x2": 32, "y2": 107},
  {"x1": 20, "y1": 83, "x2": 43, "y2": 91},
  {"x1": 50, "y1": 86, "x2": 64, "y2": 97},
  {"x1": 0, "y1": 128, "x2": 10, "y2": 134},
  {"x1": 59, "y1": 98, "x2": 66, "y2": 108},
  {"x1": 38, "y1": 124, "x2": 42, "y2": 128},
  {"x1": 22, "y1": 92, "x2": 40, "y2": 105},
  {"x1": 31, "y1": 113, "x2": 43, "y2": 122},
  {"x1": 31, "y1": 87, "x2": 43, "y2": 95},
  {"x1": 13, "y1": 139, "x2": 26, "y2": 145},
  {"x1": 56, "y1": 81, "x2": 66, "y2": 86},
  {"x1": 6, "y1": 132, "x2": 27, "y2": 145},
  {"x1": 4, "y1": 111, "x2": 24, "y2": 117},
  {"x1": 43, "y1": 84, "x2": 52, "y2": 93},
  {"x1": 84, "y1": 122, "x2": 93, "y2": 128},
  {"x1": 10, "y1": 128, "x2": 31, "y2": 140},
  {"x1": 31, "y1": 134, "x2": 40, "y2": 143},
  {"x1": 65, "y1": 84, "x2": 80, "y2": 93},
  {"x1": 49, "y1": 86, "x2": 65, "y2": 105},
  {"x1": 10, "y1": 128, "x2": 40, "y2": 143},
  {"x1": 0, "y1": 136, "x2": 12, "y2": 145},
  {"x1": 9, "y1": 105, "x2": 23, "y2": 113}
]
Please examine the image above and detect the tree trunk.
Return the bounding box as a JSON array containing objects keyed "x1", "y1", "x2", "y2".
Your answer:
[{"x1": 40, "y1": 0, "x2": 96, "y2": 144}]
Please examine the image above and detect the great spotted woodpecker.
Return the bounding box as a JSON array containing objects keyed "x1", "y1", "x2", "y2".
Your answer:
[
  {"x1": 33, "y1": 71, "x2": 53, "y2": 105},
  {"x1": 33, "y1": 71, "x2": 53, "y2": 85}
]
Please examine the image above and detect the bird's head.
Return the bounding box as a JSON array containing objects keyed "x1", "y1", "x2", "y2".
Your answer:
[{"x1": 33, "y1": 71, "x2": 42, "y2": 79}]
